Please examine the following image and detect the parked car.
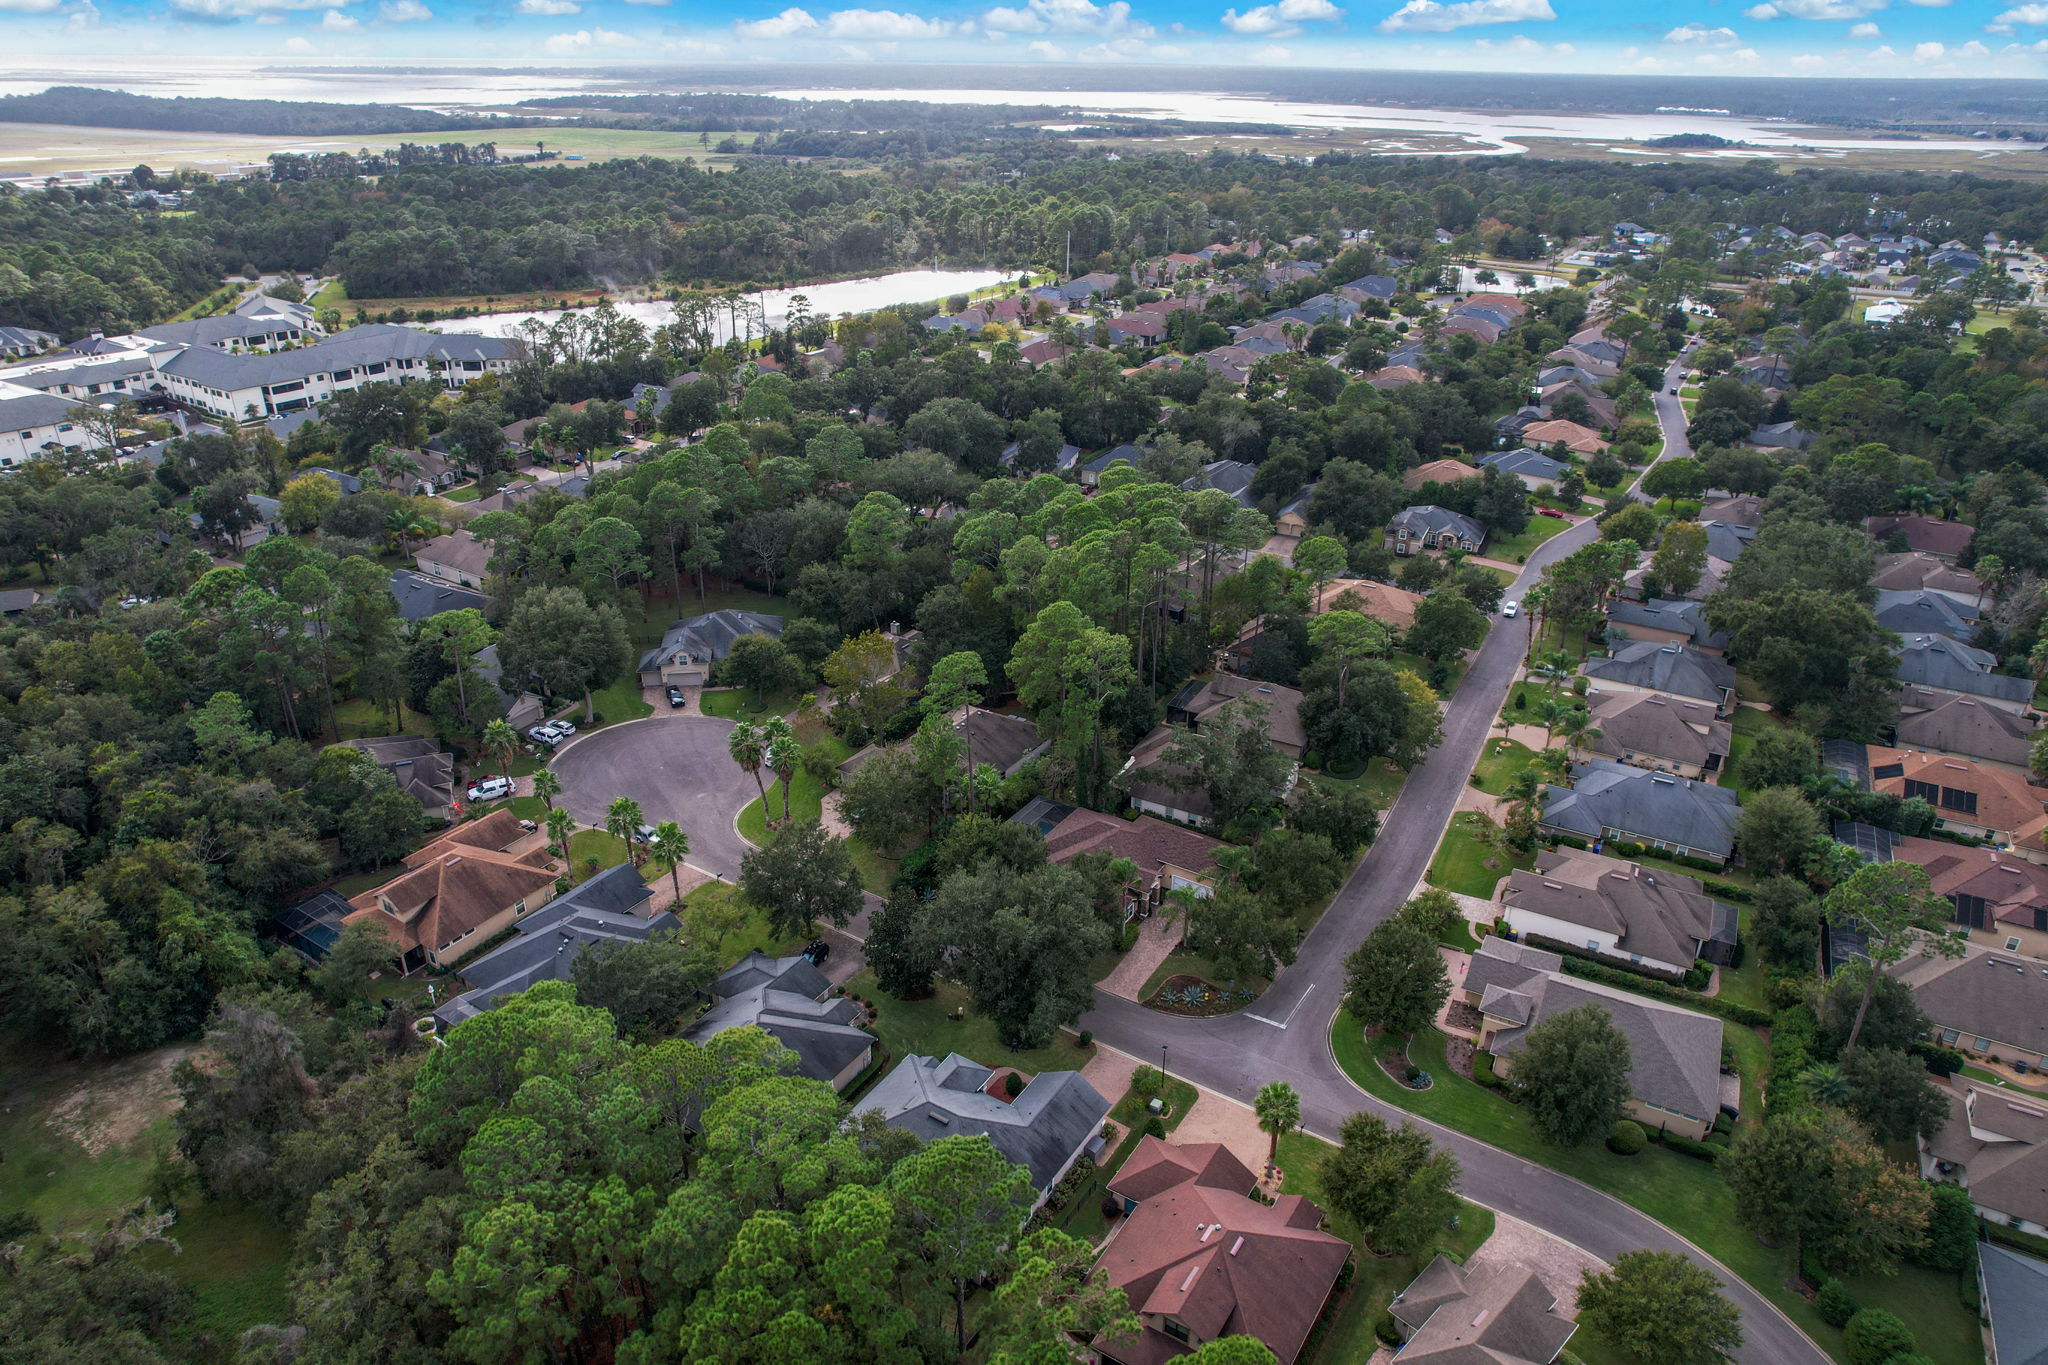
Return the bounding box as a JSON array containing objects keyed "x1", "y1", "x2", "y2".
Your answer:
[
  {"x1": 665, "y1": 685, "x2": 686, "y2": 708},
  {"x1": 1536, "y1": 506, "x2": 1565, "y2": 518},
  {"x1": 634, "y1": 823, "x2": 656, "y2": 844},
  {"x1": 466, "y1": 775, "x2": 515, "y2": 803},
  {"x1": 527, "y1": 723, "x2": 566, "y2": 746},
  {"x1": 802, "y1": 938, "x2": 831, "y2": 965},
  {"x1": 1501, "y1": 600, "x2": 1519, "y2": 618},
  {"x1": 549, "y1": 719, "x2": 578, "y2": 737}
]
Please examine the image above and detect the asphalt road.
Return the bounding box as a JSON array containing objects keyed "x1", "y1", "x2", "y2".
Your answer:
[
  {"x1": 548, "y1": 712, "x2": 760, "y2": 878},
  {"x1": 1081, "y1": 350, "x2": 1830, "y2": 1365}
]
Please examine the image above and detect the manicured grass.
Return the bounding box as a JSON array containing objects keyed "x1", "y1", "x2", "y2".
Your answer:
[
  {"x1": 1425, "y1": 811, "x2": 1534, "y2": 898},
  {"x1": 736, "y1": 734, "x2": 899, "y2": 891},
  {"x1": 1471, "y1": 738, "x2": 1539, "y2": 795},
  {"x1": 140, "y1": 1199, "x2": 292, "y2": 1349},
  {"x1": 568, "y1": 828, "x2": 629, "y2": 877},
  {"x1": 849, "y1": 969, "x2": 1095, "y2": 1077},
  {"x1": 439, "y1": 482, "x2": 483, "y2": 504},
  {"x1": 1311, "y1": 757, "x2": 1409, "y2": 807},
  {"x1": 1275, "y1": 1129, "x2": 1494, "y2": 1365},
  {"x1": 682, "y1": 881, "x2": 809, "y2": 963},
  {"x1": 1486, "y1": 513, "x2": 1574, "y2": 563},
  {"x1": 1723, "y1": 1020, "x2": 1770, "y2": 1130},
  {"x1": 1393, "y1": 650, "x2": 1466, "y2": 694},
  {"x1": 329, "y1": 866, "x2": 398, "y2": 898},
  {"x1": 583, "y1": 676, "x2": 654, "y2": 726},
  {"x1": 1328, "y1": 1023, "x2": 1979, "y2": 1364},
  {"x1": 1057, "y1": 1076, "x2": 1199, "y2": 1244},
  {"x1": 700, "y1": 686, "x2": 806, "y2": 720}
]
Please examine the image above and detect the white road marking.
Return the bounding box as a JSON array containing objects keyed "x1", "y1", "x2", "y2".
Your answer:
[{"x1": 1245, "y1": 983, "x2": 1313, "y2": 1030}]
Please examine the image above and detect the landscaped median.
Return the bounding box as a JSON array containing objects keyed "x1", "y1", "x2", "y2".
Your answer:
[{"x1": 1326, "y1": 1018, "x2": 1982, "y2": 1365}]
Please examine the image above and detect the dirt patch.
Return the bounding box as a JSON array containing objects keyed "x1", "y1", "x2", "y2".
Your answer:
[
  {"x1": 1444, "y1": 1036, "x2": 1479, "y2": 1079},
  {"x1": 44, "y1": 1047, "x2": 187, "y2": 1156},
  {"x1": 1445, "y1": 1001, "x2": 1484, "y2": 1033}
]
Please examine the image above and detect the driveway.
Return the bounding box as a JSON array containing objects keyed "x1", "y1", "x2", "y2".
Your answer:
[{"x1": 548, "y1": 715, "x2": 759, "y2": 878}]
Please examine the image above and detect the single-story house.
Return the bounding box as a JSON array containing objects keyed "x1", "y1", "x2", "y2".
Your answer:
[
  {"x1": 1875, "y1": 589, "x2": 1977, "y2": 641},
  {"x1": 1538, "y1": 761, "x2": 1742, "y2": 865},
  {"x1": 1867, "y1": 746, "x2": 2048, "y2": 858},
  {"x1": 1892, "y1": 691, "x2": 2038, "y2": 775},
  {"x1": 1698, "y1": 494, "x2": 1766, "y2": 529},
  {"x1": 336, "y1": 735, "x2": 457, "y2": 821},
  {"x1": 388, "y1": 568, "x2": 486, "y2": 622},
  {"x1": 1896, "y1": 945, "x2": 2048, "y2": 1076},
  {"x1": 1480, "y1": 447, "x2": 1570, "y2": 491},
  {"x1": 1580, "y1": 642, "x2": 1736, "y2": 715},
  {"x1": 1583, "y1": 691, "x2": 1731, "y2": 780},
  {"x1": 1272, "y1": 484, "x2": 1319, "y2": 540},
  {"x1": 1517, "y1": 419, "x2": 1608, "y2": 455},
  {"x1": 1893, "y1": 633, "x2": 2035, "y2": 714},
  {"x1": 1314, "y1": 578, "x2": 1427, "y2": 631},
  {"x1": 1401, "y1": 459, "x2": 1479, "y2": 493},
  {"x1": 1748, "y1": 421, "x2": 1814, "y2": 451},
  {"x1": 0, "y1": 588, "x2": 45, "y2": 617},
  {"x1": 1027, "y1": 805, "x2": 1228, "y2": 914},
  {"x1": 635, "y1": 609, "x2": 784, "y2": 688},
  {"x1": 1619, "y1": 552, "x2": 1733, "y2": 605},
  {"x1": 1464, "y1": 936, "x2": 1725, "y2": 1138},
  {"x1": 684, "y1": 951, "x2": 873, "y2": 1091},
  {"x1": 1603, "y1": 598, "x2": 1728, "y2": 654},
  {"x1": 472, "y1": 642, "x2": 548, "y2": 733},
  {"x1": 1094, "y1": 1137, "x2": 1351, "y2": 1365},
  {"x1": 414, "y1": 529, "x2": 492, "y2": 588},
  {"x1": 1387, "y1": 505, "x2": 1486, "y2": 556},
  {"x1": 1838, "y1": 820, "x2": 2048, "y2": 959},
  {"x1": 1869, "y1": 515, "x2": 1974, "y2": 563},
  {"x1": 1182, "y1": 459, "x2": 1259, "y2": 508},
  {"x1": 865, "y1": 1053, "x2": 1108, "y2": 1205},
  {"x1": 434, "y1": 865, "x2": 673, "y2": 1029},
  {"x1": 190, "y1": 492, "x2": 281, "y2": 552},
  {"x1": 840, "y1": 705, "x2": 1049, "y2": 784},
  {"x1": 1501, "y1": 848, "x2": 1737, "y2": 974},
  {"x1": 1389, "y1": 1254, "x2": 1578, "y2": 1365},
  {"x1": 1000, "y1": 439, "x2": 1081, "y2": 472},
  {"x1": 343, "y1": 809, "x2": 558, "y2": 973},
  {"x1": 1081, "y1": 443, "x2": 1149, "y2": 486},
  {"x1": 1870, "y1": 552, "x2": 1983, "y2": 611}
]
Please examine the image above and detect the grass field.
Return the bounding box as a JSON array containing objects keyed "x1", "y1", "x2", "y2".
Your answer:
[
  {"x1": 1471, "y1": 738, "x2": 1539, "y2": 795},
  {"x1": 1486, "y1": 514, "x2": 1574, "y2": 563},
  {"x1": 1426, "y1": 810, "x2": 1533, "y2": 898},
  {"x1": 1311, "y1": 758, "x2": 1410, "y2": 807},
  {"x1": 849, "y1": 969, "x2": 1095, "y2": 1079}
]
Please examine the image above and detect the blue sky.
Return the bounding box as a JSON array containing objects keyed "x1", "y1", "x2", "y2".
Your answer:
[{"x1": 7, "y1": 0, "x2": 2048, "y2": 78}]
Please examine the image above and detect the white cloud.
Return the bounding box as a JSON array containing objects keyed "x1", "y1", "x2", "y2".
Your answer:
[
  {"x1": 1664, "y1": 21, "x2": 1739, "y2": 43},
  {"x1": 1250, "y1": 40, "x2": 1292, "y2": 58},
  {"x1": 1849, "y1": 19, "x2": 1880, "y2": 34},
  {"x1": 170, "y1": 0, "x2": 343, "y2": 18},
  {"x1": 1913, "y1": 38, "x2": 1944, "y2": 56},
  {"x1": 1741, "y1": 0, "x2": 1882, "y2": 15},
  {"x1": 378, "y1": 0, "x2": 429, "y2": 17},
  {"x1": 1743, "y1": 3, "x2": 1778, "y2": 15},
  {"x1": 619, "y1": 0, "x2": 668, "y2": 6},
  {"x1": 1993, "y1": 1, "x2": 2048, "y2": 20},
  {"x1": 541, "y1": 24, "x2": 628, "y2": 49},
  {"x1": 984, "y1": 0, "x2": 1149, "y2": 34},
  {"x1": 824, "y1": 8, "x2": 957, "y2": 37},
  {"x1": 1077, "y1": 33, "x2": 1182, "y2": 55},
  {"x1": 734, "y1": 6, "x2": 817, "y2": 35},
  {"x1": 1693, "y1": 45, "x2": 1760, "y2": 63},
  {"x1": 66, "y1": 0, "x2": 98, "y2": 25},
  {"x1": 2004, "y1": 35, "x2": 2048, "y2": 47},
  {"x1": 1221, "y1": 0, "x2": 1343, "y2": 36},
  {"x1": 283, "y1": 33, "x2": 315, "y2": 47},
  {"x1": 1377, "y1": 0, "x2": 1552, "y2": 33},
  {"x1": 320, "y1": 8, "x2": 356, "y2": 25},
  {"x1": 1026, "y1": 36, "x2": 1064, "y2": 53},
  {"x1": 1956, "y1": 37, "x2": 1989, "y2": 52},
  {"x1": 1788, "y1": 50, "x2": 1827, "y2": 63},
  {"x1": 517, "y1": 0, "x2": 579, "y2": 12},
  {"x1": 0, "y1": 0, "x2": 62, "y2": 12}
]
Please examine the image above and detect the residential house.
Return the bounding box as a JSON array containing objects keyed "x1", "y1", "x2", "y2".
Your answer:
[
  {"x1": 1024, "y1": 804, "x2": 1228, "y2": 911},
  {"x1": 1837, "y1": 821, "x2": 2048, "y2": 958},
  {"x1": 684, "y1": 951, "x2": 874, "y2": 1090},
  {"x1": 635, "y1": 609, "x2": 784, "y2": 688},
  {"x1": 1271, "y1": 484, "x2": 1319, "y2": 540},
  {"x1": 1365, "y1": 364, "x2": 1425, "y2": 391},
  {"x1": 414, "y1": 529, "x2": 492, "y2": 588},
  {"x1": 1313, "y1": 578, "x2": 1426, "y2": 630},
  {"x1": 1977, "y1": 1240, "x2": 2048, "y2": 1365},
  {"x1": 999, "y1": 439, "x2": 1081, "y2": 472},
  {"x1": 1481, "y1": 447, "x2": 1570, "y2": 491},
  {"x1": 1094, "y1": 1137, "x2": 1351, "y2": 1365},
  {"x1": 1865, "y1": 747, "x2": 2048, "y2": 857},
  {"x1": 189, "y1": 491, "x2": 282, "y2": 552},
  {"x1": 336, "y1": 735, "x2": 457, "y2": 821},
  {"x1": 840, "y1": 705, "x2": 1048, "y2": 784},
  {"x1": 1871, "y1": 552, "x2": 1983, "y2": 611},
  {"x1": 1864, "y1": 299, "x2": 1913, "y2": 324},
  {"x1": 1538, "y1": 761, "x2": 1742, "y2": 865},
  {"x1": 1517, "y1": 419, "x2": 1608, "y2": 455},
  {"x1": 1342, "y1": 274, "x2": 1399, "y2": 300},
  {"x1": 1583, "y1": 691, "x2": 1732, "y2": 780},
  {"x1": 1389, "y1": 1255, "x2": 1578, "y2": 1365},
  {"x1": 1896, "y1": 945, "x2": 2048, "y2": 1077},
  {"x1": 1748, "y1": 421, "x2": 1815, "y2": 451},
  {"x1": 1698, "y1": 494, "x2": 1766, "y2": 529},
  {"x1": 0, "y1": 588, "x2": 44, "y2": 616},
  {"x1": 1876, "y1": 589, "x2": 1977, "y2": 641},
  {"x1": 388, "y1": 568, "x2": 486, "y2": 622},
  {"x1": 1699, "y1": 520, "x2": 1756, "y2": 564},
  {"x1": 298, "y1": 466, "x2": 363, "y2": 495},
  {"x1": 1500, "y1": 848, "x2": 1738, "y2": 974},
  {"x1": 1464, "y1": 936, "x2": 1725, "y2": 1137},
  {"x1": 1387, "y1": 505, "x2": 1486, "y2": 556},
  {"x1": 1739, "y1": 357, "x2": 1794, "y2": 390},
  {"x1": 1105, "y1": 313, "x2": 1170, "y2": 345},
  {"x1": 472, "y1": 642, "x2": 549, "y2": 733},
  {"x1": 1081, "y1": 443, "x2": 1148, "y2": 486},
  {"x1": 1122, "y1": 676, "x2": 1305, "y2": 826},
  {"x1": 1580, "y1": 642, "x2": 1736, "y2": 715},
  {"x1": 1892, "y1": 634, "x2": 2034, "y2": 714},
  {"x1": 1182, "y1": 459, "x2": 1259, "y2": 508},
  {"x1": 343, "y1": 809, "x2": 558, "y2": 972},
  {"x1": 1401, "y1": 458, "x2": 1479, "y2": 493},
  {"x1": 866, "y1": 1053, "x2": 1108, "y2": 1205},
  {"x1": 0, "y1": 325, "x2": 57, "y2": 359},
  {"x1": 434, "y1": 865, "x2": 676, "y2": 1029},
  {"x1": 1538, "y1": 381, "x2": 1617, "y2": 431},
  {"x1": 1603, "y1": 598, "x2": 1728, "y2": 654},
  {"x1": 1869, "y1": 515, "x2": 1975, "y2": 562},
  {"x1": 1892, "y1": 691, "x2": 2038, "y2": 775}
]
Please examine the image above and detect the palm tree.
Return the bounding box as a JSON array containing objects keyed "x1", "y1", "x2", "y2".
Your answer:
[
  {"x1": 386, "y1": 506, "x2": 442, "y2": 554},
  {"x1": 728, "y1": 721, "x2": 768, "y2": 811},
  {"x1": 1975, "y1": 552, "x2": 2007, "y2": 615},
  {"x1": 1799, "y1": 1061, "x2": 1851, "y2": 1107},
  {"x1": 1556, "y1": 706, "x2": 1595, "y2": 763},
  {"x1": 649, "y1": 820, "x2": 691, "y2": 906},
  {"x1": 606, "y1": 796, "x2": 646, "y2": 867},
  {"x1": 531, "y1": 768, "x2": 562, "y2": 811},
  {"x1": 481, "y1": 719, "x2": 518, "y2": 780},
  {"x1": 1534, "y1": 697, "x2": 1572, "y2": 751},
  {"x1": 1253, "y1": 1081, "x2": 1300, "y2": 1173},
  {"x1": 546, "y1": 805, "x2": 575, "y2": 867},
  {"x1": 369, "y1": 442, "x2": 421, "y2": 493},
  {"x1": 766, "y1": 732, "x2": 803, "y2": 827},
  {"x1": 1533, "y1": 648, "x2": 1577, "y2": 687}
]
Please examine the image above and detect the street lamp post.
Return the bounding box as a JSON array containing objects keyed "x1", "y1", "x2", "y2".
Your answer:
[{"x1": 1161, "y1": 1044, "x2": 1169, "y2": 1089}]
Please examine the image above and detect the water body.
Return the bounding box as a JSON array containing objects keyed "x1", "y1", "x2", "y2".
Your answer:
[{"x1": 420, "y1": 267, "x2": 1017, "y2": 341}]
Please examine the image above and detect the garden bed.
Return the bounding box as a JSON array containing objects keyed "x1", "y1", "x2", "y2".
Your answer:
[{"x1": 1143, "y1": 974, "x2": 1258, "y2": 1016}]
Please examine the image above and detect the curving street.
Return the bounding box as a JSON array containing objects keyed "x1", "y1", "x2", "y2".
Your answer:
[{"x1": 1081, "y1": 355, "x2": 1829, "y2": 1365}]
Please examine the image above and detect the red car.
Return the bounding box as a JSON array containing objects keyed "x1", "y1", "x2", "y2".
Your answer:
[{"x1": 1537, "y1": 506, "x2": 1567, "y2": 518}]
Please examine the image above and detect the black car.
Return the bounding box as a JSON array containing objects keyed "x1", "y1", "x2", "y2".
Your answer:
[
  {"x1": 665, "y1": 685, "x2": 686, "y2": 708},
  {"x1": 802, "y1": 938, "x2": 831, "y2": 965}
]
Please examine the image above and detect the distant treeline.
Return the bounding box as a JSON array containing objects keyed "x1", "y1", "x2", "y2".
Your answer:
[{"x1": 0, "y1": 85, "x2": 542, "y2": 135}]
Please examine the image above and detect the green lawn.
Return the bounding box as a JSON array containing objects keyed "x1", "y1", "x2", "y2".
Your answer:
[
  {"x1": 734, "y1": 732, "x2": 894, "y2": 890},
  {"x1": 1056, "y1": 1076, "x2": 1200, "y2": 1245},
  {"x1": 1275, "y1": 1129, "x2": 1494, "y2": 1365},
  {"x1": 849, "y1": 969, "x2": 1095, "y2": 1077},
  {"x1": 1471, "y1": 738, "x2": 1539, "y2": 795},
  {"x1": 1311, "y1": 757, "x2": 1409, "y2": 807},
  {"x1": 331, "y1": 695, "x2": 437, "y2": 741},
  {"x1": 1486, "y1": 514, "x2": 1574, "y2": 563},
  {"x1": 700, "y1": 686, "x2": 806, "y2": 721},
  {"x1": 1426, "y1": 811, "x2": 1533, "y2": 898},
  {"x1": 583, "y1": 676, "x2": 653, "y2": 726},
  {"x1": 1136, "y1": 951, "x2": 1266, "y2": 1003},
  {"x1": 568, "y1": 828, "x2": 629, "y2": 878},
  {"x1": 1392, "y1": 650, "x2": 1466, "y2": 694},
  {"x1": 439, "y1": 482, "x2": 483, "y2": 504},
  {"x1": 1330, "y1": 1023, "x2": 1980, "y2": 1364},
  {"x1": 0, "y1": 1039, "x2": 172, "y2": 1240},
  {"x1": 682, "y1": 881, "x2": 809, "y2": 963}
]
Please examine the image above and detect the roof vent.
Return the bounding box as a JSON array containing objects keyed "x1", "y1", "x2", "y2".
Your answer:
[
  {"x1": 1200, "y1": 1224, "x2": 1216, "y2": 1242},
  {"x1": 1229, "y1": 1237, "x2": 1244, "y2": 1256},
  {"x1": 930, "y1": 1113, "x2": 951, "y2": 1125},
  {"x1": 1471, "y1": 1310, "x2": 1491, "y2": 1328},
  {"x1": 1180, "y1": 1265, "x2": 1201, "y2": 1293}
]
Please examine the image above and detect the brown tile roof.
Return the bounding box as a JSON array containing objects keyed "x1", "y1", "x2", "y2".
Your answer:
[
  {"x1": 1365, "y1": 365, "x2": 1425, "y2": 390},
  {"x1": 1168, "y1": 674, "x2": 1307, "y2": 754},
  {"x1": 1869, "y1": 515, "x2": 1975, "y2": 560},
  {"x1": 1095, "y1": 1139, "x2": 1350, "y2": 1365},
  {"x1": 1896, "y1": 945, "x2": 2048, "y2": 1060},
  {"x1": 1109, "y1": 1137, "x2": 1256, "y2": 1203},
  {"x1": 1699, "y1": 494, "x2": 1767, "y2": 528},
  {"x1": 1882, "y1": 832, "x2": 2048, "y2": 930},
  {"x1": 1867, "y1": 746, "x2": 2048, "y2": 844},
  {"x1": 1041, "y1": 808, "x2": 1225, "y2": 879},
  {"x1": 1390, "y1": 1255, "x2": 1578, "y2": 1365},
  {"x1": 1402, "y1": 459, "x2": 1479, "y2": 492},
  {"x1": 1465, "y1": 292, "x2": 1530, "y2": 316},
  {"x1": 415, "y1": 529, "x2": 491, "y2": 583},
  {"x1": 1519, "y1": 419, "x2": 1609, "y2": 454},
  {"x1": 1315, "y1": 578, "x2": 1426, "y2": 630},
  {"x1": 1872, "y1": 551, "x2": 1983, "y2": 599},
  {"x1": 348, "y1": 811, "x2": 556, "y2": 956}
]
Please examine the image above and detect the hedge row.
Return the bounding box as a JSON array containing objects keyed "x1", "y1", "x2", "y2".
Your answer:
[{"x1": 1551, "y1": 953, "x2": 1774, "y2": 1028}]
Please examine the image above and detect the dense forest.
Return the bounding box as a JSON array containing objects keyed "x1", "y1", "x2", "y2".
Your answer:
[{"x1": 0, "y1": 86, "x2": 538, "y2": 136}]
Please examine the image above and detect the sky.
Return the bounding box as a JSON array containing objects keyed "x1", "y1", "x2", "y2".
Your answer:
[{"x1": 6, "y1": 0, "x2": 2048, "y2": 80}]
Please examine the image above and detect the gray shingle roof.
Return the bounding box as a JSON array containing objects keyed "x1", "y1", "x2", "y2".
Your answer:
[
  {"x1": 863, "y1": 1053, "x2": 1109, "y2": 1193},
  {"x1": 1539, "y1": 761, "x2": 1741, "y2": 861},
  {"x1": 1893, "y1": 692, "x2": 2037, "y2": 768},
  {"x1": 1893, "y1": 633, "x2": 2034, "y2": 705},
  {"x1": 434, "y1": 865, "x2": 668, "y2": 1028},
  {"x1": 1604, "y1": 598, "x2": 1729, "y2": 651},
  {"x1": 1580, "y1": 642, "x2": 1735, "y2": 707},
  {"x1": 1505, "y1": 848, "x2": 1731, "y2": 968},
  {"x1": 1181, "y1": 459, "x2": 1259, "y2": 507},
  {"x1": 158, "y1": 322, "x2": 516, "y2": 392},
  {"x1": 1480, "y1": 447, "x2": 1568, "y2": 480},
  {"x1": 1875, "y1": 589, "x2": 1975, "y2": 640},
  {"x1": 636, "y1": 609, "x2": 784, "y2": 674},
  {"x1": 388, "y1": 569, "x2": 486, "y2": 621},
  {"x1": 0, "y1": 386, "x2": 83, "y2": 432},
  {"x1": 1980, "y1": 1243, "x2": 2048, "y2": 1365},
  {"x1": 685, "y1": 983, "x2": 870, "y2": 1087},
  {"x1": 1389, "y1": 504, "x2": 1487, "y2": 543}
]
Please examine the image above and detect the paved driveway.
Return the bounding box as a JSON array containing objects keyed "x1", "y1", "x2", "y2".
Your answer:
[{"x1": 549, "y1": 715, "x2": 759, "y2": 878}]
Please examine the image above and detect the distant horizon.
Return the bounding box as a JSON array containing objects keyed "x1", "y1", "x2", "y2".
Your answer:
[{"x1": 2, "y1": 0, "x2": 2047, "y2": 82}]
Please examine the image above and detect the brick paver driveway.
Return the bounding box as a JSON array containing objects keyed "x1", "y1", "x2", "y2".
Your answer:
[{"x1": 549, "y1": 715, "x2": 759, "y2": 878}]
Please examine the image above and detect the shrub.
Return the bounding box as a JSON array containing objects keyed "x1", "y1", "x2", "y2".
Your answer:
[
  {"x1": 1143, "y1": 1116, "x2": 1167, "y2": 1138},
  {"x1": 1911, "y1": 1040, "x2": 1964, "y2": 1077},
  {"x1": 1699, "y1": 878, "x2": 1754, "y2": 903},
  {"x1": 1374, "y1": 1311, "x2": 1402, "y2": 1346},
  {"x1": 1651, "y1": 1132, "x2": 1724, "y2": 1163},
  {"x1": 1101, "y1": 1191, "x2": 1123, "y2": 1219},
  {"x1": 1078, "y1": 1030, "x2": 1093, "y2": 1047},
  {"x1": 1514, "y1": 690, "x2": 1527, "y2": 709},
  {"x1": 1473, "y1": 1050, "x2": 1502, "y2": 1088},
  {"x1": 1003, "y1": 1071, "x2": 1024, "y2": 1098},
  {"x1": 1302, "y1": 750, "x2": 1321, "y2": 769},
  {"x1": 1913, "y1": 1183, "x2": 1979, "y2": 1274},
  {"x1": 1816, "y1": 1279, "x2": 1859, "y2": 1329},
  {"x1": 1130, "y1": 1065, "x2": 1165, "y2": 1096},
  {"x1": 1606, "y1": 1120, "x2": 1646, "y2": 1155},
  {"x1": 1843, "y1": 1310, "x2": 1915, "y2": 1365},
  {"x1": 1405, "y1": 1064, "x2": 1424, "y2": 1083}
]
